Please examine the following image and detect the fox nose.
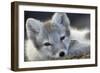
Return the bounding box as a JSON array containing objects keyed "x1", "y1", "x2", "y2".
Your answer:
[{"x1": 59, "y1": 51, "x2": 65, "y2": 57}]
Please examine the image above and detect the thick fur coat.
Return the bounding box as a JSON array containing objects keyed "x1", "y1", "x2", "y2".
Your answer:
[{"x1": 25, "y1": 13, "x2": 90, "y2": 61}]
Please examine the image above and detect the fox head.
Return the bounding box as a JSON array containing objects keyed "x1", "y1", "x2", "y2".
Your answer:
[{"x1": 26, "y1": 13, "x2": 71, "y2": 60}]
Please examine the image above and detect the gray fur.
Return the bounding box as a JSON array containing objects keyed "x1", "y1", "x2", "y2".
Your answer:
[{"x1": 25, "y1": 12, "x2": 90, "y2": 61}]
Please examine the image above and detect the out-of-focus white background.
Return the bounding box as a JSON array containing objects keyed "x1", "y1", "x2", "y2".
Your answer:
[{"x1": 0, "y1": 0, "x2": 99, "y2": 73}]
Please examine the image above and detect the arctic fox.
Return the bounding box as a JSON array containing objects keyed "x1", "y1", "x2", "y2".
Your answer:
[{"x1": 25, "y1": 13, "x2": 90, "y2": 61}]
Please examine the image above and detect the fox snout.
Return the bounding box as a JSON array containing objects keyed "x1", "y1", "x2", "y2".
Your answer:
[
  {"x1": 59, "y1": 51, "x2": 65, "y2": 57},
  {"x1": 50, "y1": 50, "x2": 66, "y2": 60},
  {"x1": 51, "y1": 47, "x2": 68, "y2": 59}
]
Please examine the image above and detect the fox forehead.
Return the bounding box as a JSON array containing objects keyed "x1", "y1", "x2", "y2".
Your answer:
[
  {"x1": 43, "y1": 20, "x2": 66, "y2": 33},
  {"x1": 43, "y1": 20, "x2": 58, "y2": 32},
  {"x1": 42, "y1": 20, "x2": 70, "y2": 39}
]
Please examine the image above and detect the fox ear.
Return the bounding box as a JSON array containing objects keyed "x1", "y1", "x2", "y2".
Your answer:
[
  {"x1": 52, "y1": 13, "x2": 70, "y2": 27},
  {"x1": 26, "y1": 18, "x2": 42, "y2": 39}
]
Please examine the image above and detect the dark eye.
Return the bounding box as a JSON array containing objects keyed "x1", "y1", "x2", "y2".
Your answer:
[
  {"x1": 44, "y1": 42, "x2": 51, "y2": 46},
  {"x1": 60, "y1": 36, "x2": 65, "y2": 41}
]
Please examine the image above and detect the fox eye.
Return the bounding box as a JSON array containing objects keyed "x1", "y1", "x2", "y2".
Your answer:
[
  {"x1": 60, "y1": 36, "x2": 65, "y2": 41},
  {"x1": 44, "y1": 42, "x2": 51, "y2": 46}
]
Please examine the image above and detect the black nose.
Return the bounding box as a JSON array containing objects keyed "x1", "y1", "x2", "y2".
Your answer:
[{"x1": 59, "y1": 51, "x2": 65, "y2": 57}]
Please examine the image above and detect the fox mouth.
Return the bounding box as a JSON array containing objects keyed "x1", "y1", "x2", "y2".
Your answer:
[
  {"x1": 48, "y1": 54, "x2": 67, "y2": 60},
  {"x1": 50, "y1": 57, "x2": 67, "y2": 60}
]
